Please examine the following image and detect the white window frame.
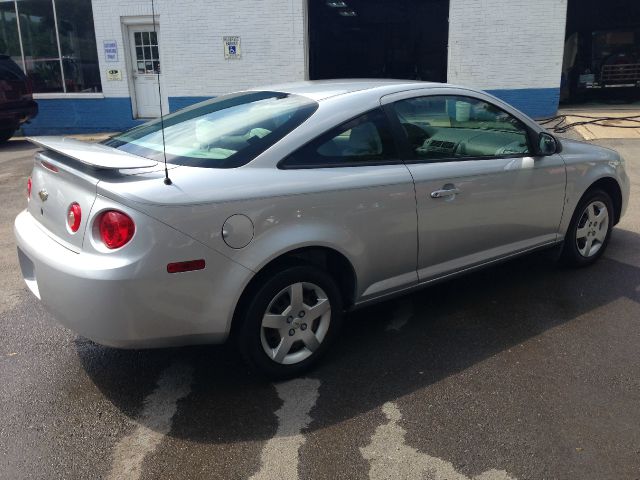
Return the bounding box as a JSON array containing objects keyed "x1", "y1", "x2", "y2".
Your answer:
[{"x1": 33, "y1": 93, "x2": 105, "y2": 100}]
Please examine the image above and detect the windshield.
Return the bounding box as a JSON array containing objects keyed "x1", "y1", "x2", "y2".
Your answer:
[{"x1": 104, "y1": 91, "x2": 318, "y2": 168}]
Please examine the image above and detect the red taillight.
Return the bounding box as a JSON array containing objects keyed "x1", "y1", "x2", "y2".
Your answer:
[
  {"x1": 98, "y1": 210, "x2": 135, "y2": 249},
  {"x1": 27, "y1": 177, "x2": 32, "y2": 199},
  {"x1": 67, "y1": 203, "x2": 82, "y2": 232}
]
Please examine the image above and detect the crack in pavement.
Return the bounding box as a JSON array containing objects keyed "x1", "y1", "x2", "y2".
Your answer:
[
  {"x1": 107, "y1": 362, "x2": 193, "y2": 480},
  {"x1": 250, "y1": 378, "x2": 320, "y2": 480},
  {"x1": 361, "y1": 402, "x2": 515, "y2": 480}
]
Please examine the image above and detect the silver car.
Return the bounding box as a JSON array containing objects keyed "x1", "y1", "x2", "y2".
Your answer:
[{"x1": 14, "y1": 80, "x2": 630, "y2": 378}]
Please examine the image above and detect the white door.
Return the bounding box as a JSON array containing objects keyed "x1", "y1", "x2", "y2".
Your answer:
[{"x1": 129, "y1": 25, "x2": 161, "y2": 118}]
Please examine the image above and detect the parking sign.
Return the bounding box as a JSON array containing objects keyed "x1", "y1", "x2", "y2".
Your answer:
[{"x1": 223, "y1": 36, "x2": 241, "y2": 59}]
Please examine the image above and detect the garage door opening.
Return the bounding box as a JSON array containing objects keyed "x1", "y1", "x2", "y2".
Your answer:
[
  {"x1": 562, "y1": 0, "x2": 640, "y2": 104},
  {"x1": 308, "y1": 0, "x2": 449, "y2": 82}
]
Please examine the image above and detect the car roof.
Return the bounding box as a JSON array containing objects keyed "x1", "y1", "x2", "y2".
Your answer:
[{"x1": 253, "y1": 79, "x2": 454, "y2": 101}]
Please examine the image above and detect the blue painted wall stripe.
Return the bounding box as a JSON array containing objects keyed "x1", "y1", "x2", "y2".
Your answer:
[
  {"x1": 22, "y1": 88, "x2": 559, "y2": 135},
  {"x1": 486, "y1": 88, "x2": 560, "y2": 119},
  {"x1": 170, "y1": 90, "x2": 562, "y2": 118},
  {"x1": 22, "y1": 97, "x2": 143, "y2": 136}
]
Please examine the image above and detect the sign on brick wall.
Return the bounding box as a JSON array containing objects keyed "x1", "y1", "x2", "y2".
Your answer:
[
  {"x1": 104, "y1": 40, "x2": 118, "y2": 62},
  {"x1": 223, "y1": 36, "x2": 241, "y2": 59},
  {"x1": 106, "y1": 69, "x2": 122, "y2": 81}
]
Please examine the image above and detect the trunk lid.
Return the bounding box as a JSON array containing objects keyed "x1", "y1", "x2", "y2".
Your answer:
[{"x1": 26, "y1": 136, "x2": 158, "y2": 251}]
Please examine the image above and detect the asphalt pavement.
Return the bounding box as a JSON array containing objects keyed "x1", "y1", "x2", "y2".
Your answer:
[{"x1": 1, "y1": 136, "x2": 639, "y2": 480}]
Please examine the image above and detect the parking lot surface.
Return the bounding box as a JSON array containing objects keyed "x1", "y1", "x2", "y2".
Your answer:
[{"x1": 1, "y1": 137, "x2": 639, "y2": 480}]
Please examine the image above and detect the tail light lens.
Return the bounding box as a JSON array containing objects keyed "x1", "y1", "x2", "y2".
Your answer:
[
  {"x1": 98, "y1": 210, "x2": 135, "y2": 249},
  {"x1": 67, "y1": 203, "x2": 81, "y2": 232},
  {"x1": 27, "y1": 177, "x2": 32, "y2": 199}
]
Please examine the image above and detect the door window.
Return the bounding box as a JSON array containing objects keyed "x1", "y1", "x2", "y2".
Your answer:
[
  {"x1": 134, "y1": 30, "x2": 160, "y2": 74},
  {"x1": 391, "y1": 95, "x2": 530, "y2": 161},
  {"x1": 281, "y1": 109, "x2": 396, "y2": 168}
]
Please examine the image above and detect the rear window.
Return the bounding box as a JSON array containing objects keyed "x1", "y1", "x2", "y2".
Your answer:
[{"x1": 104, "y1": 91, "x2": 318, "y2": 168}]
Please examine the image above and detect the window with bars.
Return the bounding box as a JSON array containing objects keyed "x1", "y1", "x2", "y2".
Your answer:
[{"x1": 134, "y1": 31, "x2": 160, "y2": 74}]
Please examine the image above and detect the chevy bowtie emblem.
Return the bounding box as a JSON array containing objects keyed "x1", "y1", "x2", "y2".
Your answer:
[{"x1": 38, "y1": 189, "x2": 49, "y2": 202}]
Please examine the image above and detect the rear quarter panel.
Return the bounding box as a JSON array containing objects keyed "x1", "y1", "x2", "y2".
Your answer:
[
  {"x1": 110, "y1": 165, "x2": 419, "y2": 303},
  {"x1": 97, "y1": 91, "x2": 421, "y2": 304}
]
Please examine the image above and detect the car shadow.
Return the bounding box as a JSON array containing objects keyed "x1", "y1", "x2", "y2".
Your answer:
[
  {"x1": 0, "y1": 138, "x2": 36, "y2": 152},
  {"x1": 77, "y1": 232, "x2": 640, "y2": 445}
]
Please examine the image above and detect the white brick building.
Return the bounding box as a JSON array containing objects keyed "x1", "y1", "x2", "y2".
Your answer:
[
  {"x1": 447, "y1": 0, "x2": 568, "y2": 114},
  {"x1": 7, "y1": 0, "x2": 632, "y2": 134}
]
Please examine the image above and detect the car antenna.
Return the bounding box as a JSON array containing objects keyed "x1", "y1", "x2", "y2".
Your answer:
[{"x1": 151, "y1": 0, "x2": 171, "y2": 185}]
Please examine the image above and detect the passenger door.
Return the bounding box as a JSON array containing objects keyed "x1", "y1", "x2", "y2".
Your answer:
[{"x1": 383, "y1": 92, "x2": 566, "y2": 281}]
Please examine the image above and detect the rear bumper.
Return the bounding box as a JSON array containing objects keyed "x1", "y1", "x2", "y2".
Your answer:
[{"x1": 14, "y1": 209, "x2": 251, "y2": 348}]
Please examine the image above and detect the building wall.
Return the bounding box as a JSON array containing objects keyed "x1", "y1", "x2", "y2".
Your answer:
[
  {"x1": 24, "y1": 0, "x2": 568, "y2": 135},
  {"x1": 160, "y1": 0, "x2": 307, "y2": 98},
  {"x1": 447, "y1": 0, "x2": 568, "y2": 118},
  {"x1": 24, "y1": 0, "x2": 307, "y2": 134},
  {"x1": 90, "y1": 0, "x2": 306, "y2": 99}
]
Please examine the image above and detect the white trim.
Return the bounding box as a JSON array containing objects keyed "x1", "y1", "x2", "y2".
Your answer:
[
  {"x1": 303, "y1": 0, "x2": 309, "y2": 80},
  {"x1": 120, "y1": 20, "x2": 138, "y2": 117},
  {"x1": 14, "y1": 1, "x2": 26, "y2": 73},
  {"x1": 33, "y1": 93, "x2": 105, "y2": 100},
  {"x1": 120, "y1": 15, "x2": 157, "y2": 26},
  {"x1": 122, "y1": 18, "x2": 167, "y2": 119},
  {"x1": 51, "y1": 0, "x2": 66, "y2": 93}
]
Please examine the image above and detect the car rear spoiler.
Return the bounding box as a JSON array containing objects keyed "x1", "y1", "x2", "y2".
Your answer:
[{"x1": 27, "y1": 136, "x2": 158, "y2": 170}]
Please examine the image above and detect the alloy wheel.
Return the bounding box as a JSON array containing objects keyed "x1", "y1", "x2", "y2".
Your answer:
[
  {"x1": 260, "y1": 282, "x2": 331, "y2": 365},
  {"x1": 575, "y1": 200, "x2": 609, "y2": 258}
]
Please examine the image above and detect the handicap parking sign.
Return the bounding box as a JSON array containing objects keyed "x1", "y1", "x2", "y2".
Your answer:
[{"x1": 223, "y1": 36, "x2": 241, "y2": 59}]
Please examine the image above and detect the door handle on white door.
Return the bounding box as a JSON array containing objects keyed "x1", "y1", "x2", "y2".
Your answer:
[{"x1": 430, "y1": 187, "x2": 460, "y2": 199}]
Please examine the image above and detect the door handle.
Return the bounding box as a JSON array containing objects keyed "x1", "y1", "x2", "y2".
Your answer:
[{"x1": 430, "y1": 187, "x2": 460, "y2": 199}]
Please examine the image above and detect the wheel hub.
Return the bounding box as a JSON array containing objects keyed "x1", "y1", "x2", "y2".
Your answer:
[
  {"x1": 260, "y1": 281, "x2": 331, "y2": 365},
  {"x1": 575, "y1": 200, "x2": 609, "y2": 258}
]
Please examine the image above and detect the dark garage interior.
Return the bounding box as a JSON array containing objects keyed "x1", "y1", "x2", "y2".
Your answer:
[
  {"x1": 308, "y1": 0, "x2": 449, "y2": 82},
  {"x1": 563, "y1": 0, "x2": 640, "y2": 103}
]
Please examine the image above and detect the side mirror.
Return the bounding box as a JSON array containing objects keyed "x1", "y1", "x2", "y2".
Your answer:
[{"x1": 537, "y1": 132, "x2": 558, "y2": 156}]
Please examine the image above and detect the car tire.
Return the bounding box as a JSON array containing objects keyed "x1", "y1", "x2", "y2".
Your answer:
[
  {"x1": 236, "y1": 264, "x2": 343, "y2": 379},
  {"x1": 561, "y1": 189, "x2": 614, "y2": 267},
  {"x1": 0, "y1": 128, "x2": 15, "y2": 144}
]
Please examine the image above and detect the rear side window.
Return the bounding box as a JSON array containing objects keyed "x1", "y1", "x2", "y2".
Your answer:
[
  {"x1": 104, "y1": 91, "x2": 318, "y2": 168},
  {"x1": 281, "y1": 108, "x2": 396, "y2": 168}
]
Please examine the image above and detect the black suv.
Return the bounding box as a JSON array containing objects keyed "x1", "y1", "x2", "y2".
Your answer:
[{"x1": 0, "y1": 55, "x2": 37, "y2": 143}]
